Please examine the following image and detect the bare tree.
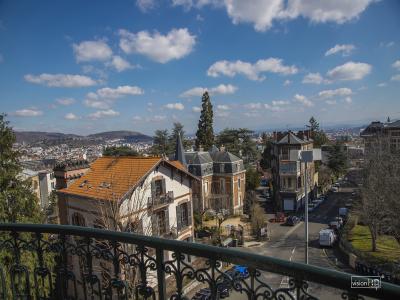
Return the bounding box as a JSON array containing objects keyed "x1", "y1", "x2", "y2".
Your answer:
[
  {"x1": 361, "y1": 135, "x2": 399, "y2": 251},
  {"x1": 249, "y1": 202, "x2": 267, "y2": 241}
]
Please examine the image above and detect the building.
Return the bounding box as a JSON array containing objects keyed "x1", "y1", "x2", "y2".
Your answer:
[
  {"x1": 361, "y1": 120, "x2": 400, "y2": 153},
  {"x1": 271, "y1": 131, "x2": 318, "y2": 211},
  {"x1": 53, "y1": 159, "x2": 90, "y2": 189},
  {"x1": 38, "y1": 170, "x2": 56, "y2": 208},
  {"x1": 173, "y1": 134, "x2": 246, "y2": 215}
]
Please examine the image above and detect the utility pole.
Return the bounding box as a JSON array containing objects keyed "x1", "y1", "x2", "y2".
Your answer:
[{"x1": 304, "y1": 161, "x2": 309, "y2": 264}]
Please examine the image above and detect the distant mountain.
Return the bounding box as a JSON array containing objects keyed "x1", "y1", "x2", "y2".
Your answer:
[
  {"x1": 15, "y1": 131, "x2": 81, "y2": 144},
  {"x1": 14, "y1": 130, "x2": 152, "y2": 145},
  {"x1": 87, "y1": 131, "x2": 152, "y2": 141}
]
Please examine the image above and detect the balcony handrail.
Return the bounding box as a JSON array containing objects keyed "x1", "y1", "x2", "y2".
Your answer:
[{"x1": 0, "y1": 223, "x2": 399, "y2": 299}]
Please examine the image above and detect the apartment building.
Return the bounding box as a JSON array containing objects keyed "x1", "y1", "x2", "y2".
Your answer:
[
  {"x1": 53, "y1": 159, "x2": 90, "y2": 189},
  {"x1": 271, "y1": 131, "x2": 318, "y2": 211},
  {"x1": 361, "y1": 120, "x2": 400, "y2": 153}
]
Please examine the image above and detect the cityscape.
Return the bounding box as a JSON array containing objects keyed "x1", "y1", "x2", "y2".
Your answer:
[{"x1": 0, "y1": 1, "x2": 400, "y2": 299}]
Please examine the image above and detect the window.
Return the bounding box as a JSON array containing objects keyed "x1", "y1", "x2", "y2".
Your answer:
[
  {"x1": 204, "y1": 181, "x2": 208, "y2": 194},
  {"x1": 71, "y1": 212, "x2": 85, "y2": 227},
  {"x1": 177, "y1": 202, "x2": 192, "y2": 231},
  {"x1": 238, "y1": 178, "x2": 241, "y2": 189},
  {"x1": 51, "y1": 182, "x2": 55, "y2": 189},
  {"x1": 220, "y1": 179, "x2": 225, "y2": 193},
  {"x1": 219, "y1": 164, "x2": 224, "y2": 173},
  {"x1": 157, "y1": 210, "x2": 167, "y2": 235},
  {"x1": 155, "y1": 179, "x2": 163, "y2": 197}
]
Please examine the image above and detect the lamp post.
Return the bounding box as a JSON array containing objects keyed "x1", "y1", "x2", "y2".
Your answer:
[{"x1": 290, "y1": 149, "x2": 321, "y2": 264}]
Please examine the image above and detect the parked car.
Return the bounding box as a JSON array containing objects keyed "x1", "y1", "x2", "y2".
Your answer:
[
  {"x1": 319, "y1": 229, "x2": 336, "y2": 247},
  {"x1": 335, "y1": 216, "x2": 344, "y2": 227},
  {"x1": 329, "y1": 220, "x2": 341, "y2": 231},
  {"x1": 285, "y1": 216, "x2": 300, "y2": 226},
  {"x1": 331, "y1": 187, "x2": 339, "y2": 193},
  {"x1": 308, "y1": 204, "x2": 315, "y2": 212}
]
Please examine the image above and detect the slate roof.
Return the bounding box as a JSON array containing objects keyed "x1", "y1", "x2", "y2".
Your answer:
[{"x1": 277, "y1": 132, "x2": 307, "y2": 145}]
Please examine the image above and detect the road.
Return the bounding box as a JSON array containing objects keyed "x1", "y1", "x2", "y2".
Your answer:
[{"x1": 228, "y1": 183, "x2": 358, "y2": 299}]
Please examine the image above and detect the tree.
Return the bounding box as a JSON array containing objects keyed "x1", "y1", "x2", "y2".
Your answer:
[
  {"x1": 216, "y1": 128, "x2": 258, "y2": 163},
  {"x1": 308, "y1": 116, "x2": 328, "y2": 148},
  {"x1": 318, "y1": 165, "x2": 333, "y2": 193},
  {"x1": 327, "y1": 142, "x2": 348, "y2": 178},
  {"x1": 103, "y1": 146, "x2": 139, "y2": 156},
  {"x1": 168, "y1": 122, "x2": 191, "y2": 150},
  {"x1": 195, "y1": 91, "x2": 214, "y2": 150},
  {"x1": 0, "y1": 114, "x2": 42, "y2": 223},
  {"x1": 260, "y1": 140, "x2": 273, "y2": 170},
  {"x1": 249, "y1": 202, "x2": 267, "y2": 241},
  {"x1": 151, "y1": 129, "x2": 169, "y2": 155},
  {"x1": 246, "y1": 166, "x2": 260, "y2": 191}
]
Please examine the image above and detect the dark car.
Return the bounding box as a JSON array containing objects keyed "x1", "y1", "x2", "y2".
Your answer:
[{"x1": 285, "y1": 216, "x2": 300, "y2": 226}]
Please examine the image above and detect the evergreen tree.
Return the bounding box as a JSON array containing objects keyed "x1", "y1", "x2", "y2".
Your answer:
[
  {"x1": 245, "y1": 166, "x2": 260, "y2": 191},
  {"x1": 327, "y1": 142, "x2": 348, "y2": 178},
  {"x1": 260, "y1": 140, "x2": 273, "y2": 170},
  {"x1": 195, "y1": 91, "x2": 214, "y2": 150},
  {"x1": 216, "y1": 128, "x2": 257, "y2": 163},
  {"x1": 151, "y1": 129, "x2": 169, "y2": 155},
  {"x1": 103, "y1": 146, "x2": 139, "y2": 156},
  {"x1": 0, "y1": 114, "x2": 42, "y2": 223},
  {"x1": 308, "y1": 116, "x2": 328, "y2": 148},
  {"x1": 168, "y1": 122, "x2": 190, "y2": 150}
]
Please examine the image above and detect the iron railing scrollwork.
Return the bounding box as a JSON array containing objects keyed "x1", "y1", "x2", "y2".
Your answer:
[{"x1": 0, "y1": 224, "x2": 398, "y2": 300}]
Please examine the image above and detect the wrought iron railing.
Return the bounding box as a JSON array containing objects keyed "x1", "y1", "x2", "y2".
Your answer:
[
  {"x1": 0, "y1": 223, "x2": 399, "y2": 300},
  {"x1": 148, "y1": 191, "x2": 174, "y2": 208}
]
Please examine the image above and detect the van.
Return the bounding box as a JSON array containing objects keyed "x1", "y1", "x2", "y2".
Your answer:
[
  {"x1": 319, "y1": 229, "x2": 336, "y2": 247},
  {"x1": 339, "y1": 207, "x2": 348, "y2": 218}
]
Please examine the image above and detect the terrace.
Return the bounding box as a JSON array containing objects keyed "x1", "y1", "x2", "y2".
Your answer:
[{"x1": 0, "y1": 223, "x2": 399, "y2": 299}]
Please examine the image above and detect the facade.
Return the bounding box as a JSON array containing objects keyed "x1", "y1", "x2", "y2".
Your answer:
[
  {"x1": 38, "y1": 170, "x2": 56, "y2": 208},
  {"x1": 53, "y1": 159, "x2": 90, "y2": 189},
  {"x1": 174, "y1": 139, "x2": 246, "y2": 215},
  {"x1": 361, "y1": 120, "x2": 400, "y2": 153},
  {"x1": 58, "y1": 156, "x2": 197, "y2": 241},
  {"x1": 271, "y1": 131, "x2": 318, "y2": 211}
]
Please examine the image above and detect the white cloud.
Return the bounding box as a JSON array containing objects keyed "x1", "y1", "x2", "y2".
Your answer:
[
  {"x1": 13, "y1": 109, "x2": 43, "y2": 117},
  {"x1": 24, "y1": 73, "x2": 98, "y2": 88},
  {"x1": 179, "y1": 0, "x2": 374, "y2": 32},
  {"x1": 84, "y1": 85, "x2": 144, "y2": 109},
  {"x1": 377, "y1": 82, "x2": 387, "y2": 87},
  {"x1": 325, "y1": 44, "x2": 355, "y2": 56},
  {"x1": 344, "y1": 97, "x2": 352, "y2": 104},
  {"x1": 217, "y1": 104, "x2": 230, "y2": 110},
  {"x1": 73, "y1": 40, "x2": 113, "y2": 62},
  {"x1": 215, "y1": 111, "x2": 230, "y2": 117},
  {"x1": 132, "y1": 115, "x2": 143, "y2": 121},
  {"x1": 164, "y1": 102, "x2": 185, "y2": 110},
  {"x1": 391, "y1": 74, "x2": 400, "y2": 82},
  {"x1": 392, "y1": 60, "x2": 400, "y2": 71},
  {"x1": 192, "y1": 106, "x2": 201, "y2": 112},
  {"x1": 325, "y1": 100, "x2": 337, "y2": 105},
  {"x1": 147, "y1": 115, "x2": 166, "y2": 122},
  {"x1": 64, "y1": 113, "x2": 79, "y2": 120},
  {"x1": 272, "y1": 100, "x2": 289, "y2": 106},
  {"x1": 302, "y1": 72, "x2": 328, "y2": 84},
  {"x1": 180, "y1": 84, "x2": 237, "y2": 98},
  {"x1": 88, "y1": 109, "x2": 120, "y2": 119},
  {"x1": 244, "y1": 102, "x2": 263, "y2": 110},
  {"x1": 136, "y1": 0, "x2": 156, "y2": 12},
  {"x1": 283, "y1": 79, "x2": 291, "y2": 86},
  {"x1": 108, "y1": 56, "x2": 134, "y2": 72},
  {"x1": 119, "y1": 28, "x2": 196, "y2": 63},
  {"x1": 318, "y1": 87, "x2": 353, "y2": 99},
  {"x1": 327, "y1": 61, "x2": 372, "y2": 81},
  {"x1": 56, "y1": 98, "x2": 75, "y2": 106},
  {"x1": 293, "y1": 94, "x2": 313, "y2": 107},
  {"x1": 207, "y1": 57, "x2": 298, "y2": 81}
]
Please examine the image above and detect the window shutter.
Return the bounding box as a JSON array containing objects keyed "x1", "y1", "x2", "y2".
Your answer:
[
  {"x1": 151, "y1": 181, "x2": 155, "y2": 198},
  {"x1": 187, "y1": 201, "x2": 192, "y2": 227},
  {"x1": 165, "y1": 208, "x2": 169, "y2": 233},
  {"x1": 151, "y1": 214, "x2": 158, "y2": 236},
  {"x1": 176, "y1": 205, "x2": 182, "y2": 231},
  {"x1": 162, "y1": 178, "x2": 166, "y2": 195}
]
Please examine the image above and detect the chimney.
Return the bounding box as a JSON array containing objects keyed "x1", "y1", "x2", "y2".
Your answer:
[
  {"x1": 220, "y1": 145, "x2": 226, "y2": 152},
  {"x1": 199, "y1": 145, "x2": 204, "y2": 152},
  {"x1": 273, "y1": 131, "x2": 277, "y2": 142}
]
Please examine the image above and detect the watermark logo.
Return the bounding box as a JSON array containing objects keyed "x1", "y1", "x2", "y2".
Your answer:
[{"x1": 351, "y1": 276, "x2": 381, "y2": 290}]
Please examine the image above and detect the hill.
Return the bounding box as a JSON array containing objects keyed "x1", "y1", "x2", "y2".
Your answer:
[
  {"x1": 87, "y1": 130, "x2": 152, "y2": 141},
  {"x1": 15, "y1": 131, "x2": 81, "y2": 144}
]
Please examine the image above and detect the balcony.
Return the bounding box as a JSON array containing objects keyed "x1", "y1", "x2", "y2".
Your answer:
[
  {"x1": 0, "y1": 224, "x2": 398, "y2": 300},
  {"x1": 279, "y1": 161, "x2": 300, "y2": 175},
  {"x1": 148, "y1": 191, "x2": 174, "y2": 208}
]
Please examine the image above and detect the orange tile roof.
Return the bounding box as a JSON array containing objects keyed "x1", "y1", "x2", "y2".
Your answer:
[
  {"x1": 59, "y1": 156, "x2": 162, "y2": 200},
  {"x1": 59, "y1": 156, "x2": 198, "y2": 201}
]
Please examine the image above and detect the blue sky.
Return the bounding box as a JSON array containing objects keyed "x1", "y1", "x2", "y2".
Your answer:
[{"x1": 0, "y1": 0, "x2": 399, "y2": 135}]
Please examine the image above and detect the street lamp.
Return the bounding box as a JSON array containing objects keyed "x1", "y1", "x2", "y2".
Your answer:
[{"x1": 290, "y1": 149, "x2": 321, "y2": 264}]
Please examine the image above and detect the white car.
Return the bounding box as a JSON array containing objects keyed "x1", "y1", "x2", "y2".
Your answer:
[{"x1": 319, "y1": 229, "x2": 336, "y2": 247}]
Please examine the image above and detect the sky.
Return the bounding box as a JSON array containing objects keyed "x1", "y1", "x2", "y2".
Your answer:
[{"x1": 0, "y1": 0, "x2": 399, "y2": 135}]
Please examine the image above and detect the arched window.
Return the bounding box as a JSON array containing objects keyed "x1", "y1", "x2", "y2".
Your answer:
[{"x1": 71, "y1": 212, "x2": 86, "y2": 227}]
